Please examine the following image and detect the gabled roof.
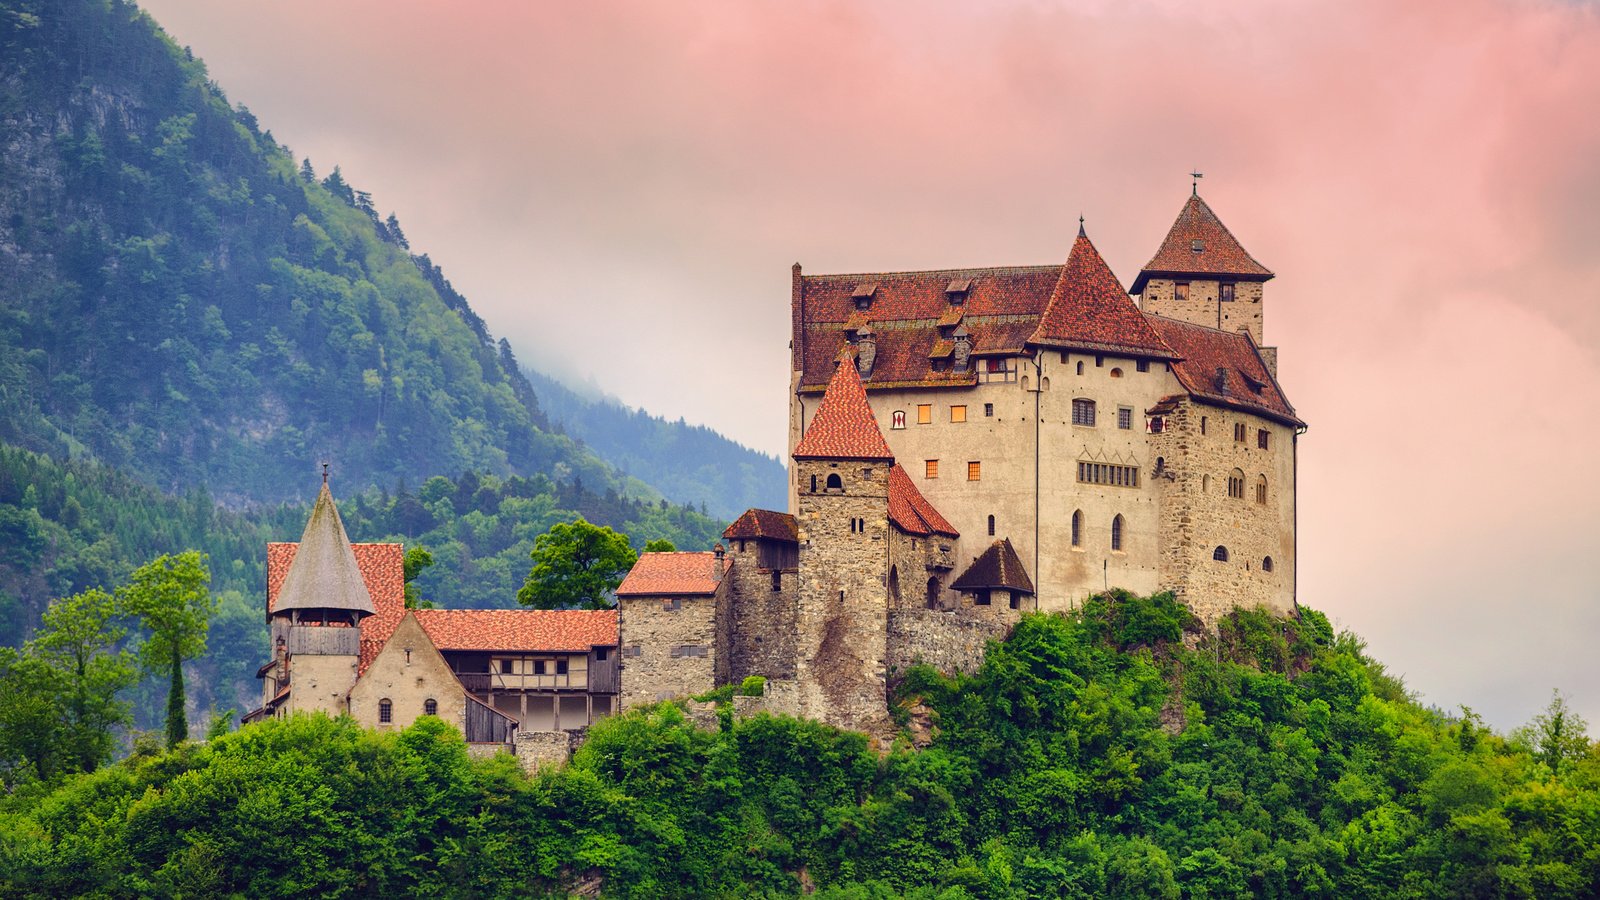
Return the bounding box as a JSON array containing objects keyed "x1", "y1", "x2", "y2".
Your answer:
[
  {"x1": 794, "y1": 264, "x2": 1061, "y2": 393},
  {"x1": 1027, "y1": 232, "x2": 1177, "y2": 359},
  {"x1": 792, "y1": 359, "x2": 895, "y2": 461},
  {"x1": 1145, "y1": 315, "x2": 1302, "y2": 427},
  {"x1": 271, "y1": 484, "x2": 377, "y2": 617},
  {"x1": 723, "y1": 508, "x2": 799, "y2": 543},
  {"x1": 1131, "y1": 193, "x2": 1273, "y2": 294},
  {"x1": 888, "y1": 464, "x2": 960, "y2": 538},
  {"x1": 413, "y1": 608, "x2": 617, "y2": 652},
  {"x1": 616, "y1": 551, "x2": 724, "y2": 597},
  {"x1": 951, "y1": 538, "x2": 1035, "y2": 595}
]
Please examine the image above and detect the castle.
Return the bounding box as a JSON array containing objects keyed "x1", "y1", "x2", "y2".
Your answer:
[{"x1": 245, "y1": 190, "x2": 1303, "y2": 750}]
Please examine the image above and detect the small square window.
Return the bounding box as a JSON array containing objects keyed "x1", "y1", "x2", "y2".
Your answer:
[
  {"x1": 950, "y1": 405, "x2": 967, "y2": 423},
  {"x1": 1174, "y1": 282, "x2": 1190, "y2": 302},
  {"x1": 556, "y1": 659, "x2": 568, "y2": 675},
  {"x1": 916, "y1": 404, "x2": 932, "y2": 425},
  {"x1": 534, "y1": 659, "x2": 548, "y2": 675},
  {"x1": 1220, "y1": 282, "x2": 1236, "y2": 302},
  {"x1": 1136, "y1": 359, "x2": 1149, "y2": 373},
  {"x1": 1257, "y1": 429, "x2": 1270, "y2": 450},
  {"x1": 595, "y1": 647, "x2": 610, "y2": 661},
  {"x1": 1071, "y1": 398, "x2": 1096, "y2": 426},
  {"x1": 499, "y1": 659, "x2": 514, "y2": 675},
  {"x1": 984, "y1": 403, "x2": 994, "y2": 417},
  {"x1": 925, "y1": 459, "x2": 939, "y2": 479},
  {"x1": 1117, "y1": 407, "x2": 1133, "y2": 430},
  {"x1": 967, "y1": 461, "x2": 981, "y2": 481},
  {"x1": 663, "y1": 597, "x2": 681, "y2": 612}
]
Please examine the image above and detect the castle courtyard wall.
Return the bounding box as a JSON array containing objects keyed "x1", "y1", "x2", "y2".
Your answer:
[
  {"x1": 724, "y1": 542, "x2": 799, "y2": 683},
  {"x1": 618, "y1": 580, "x2": 724, "y2": 710}
]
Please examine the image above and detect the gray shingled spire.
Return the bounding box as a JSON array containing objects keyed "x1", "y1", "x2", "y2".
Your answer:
[{"x1": 273, "y1": 483, "x2": 376, "y2": 617}]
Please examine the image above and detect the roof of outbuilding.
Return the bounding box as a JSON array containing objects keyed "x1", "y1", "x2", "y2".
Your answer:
[
  {"x1": 616, "y1": 551, "x2": 724, "y2": 597},
  {"x1": 412, "y1": 608, "x2": 617, "y2": 652},
  {"x1": 1145, "y1": 315, "x2": 1302, "y2": 427},
  {"x1": 723, "y1": 508, "x2": 800, "y2": 542},
  {"x1": 1027, "y1": 232, "x2": 1178, "y2": 359},
  {"x1": 951, "y1": 538, "x2": 1035, "y2": 594},
  {"x1": 792, "y1": 358, "x2": 896, "y2": 461},
  {"x1": 887, "y1": 464, "x2": 960, "y2": 538},
  {"x1": 1131, "y1": 193, "x2": 1273, "y2": 294},
  {"x1": 271, "y1": 484, "x2": 376, "y2": 617}
]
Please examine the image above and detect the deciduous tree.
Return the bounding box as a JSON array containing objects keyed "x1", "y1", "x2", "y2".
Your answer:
[
  {"x1": 119, "y1": 551, "x2": 215, "y2": 747},
  {"x1": 516, "y1": 519, "x2": 636, "y2": 610}
]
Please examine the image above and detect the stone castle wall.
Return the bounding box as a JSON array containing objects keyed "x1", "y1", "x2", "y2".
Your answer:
[
  {"x1": 1139, "y1": 277, "x2": 1265, "y2": 346},
  {"x1": 793, "y1": 458, "x2": 892, "y2": 737},
  {"x1": 725, "y1": 541, "x2": 799, "y2": 682},
  {"x1": 886, "y1": 608, "x2": 1014, "y2": 679},
  {"x1": 1150, "y1": 396, "x2": 1296, "y2": 623},
  {"x1": 618, "y1": 579, "x2": 724, "y2": 710}
]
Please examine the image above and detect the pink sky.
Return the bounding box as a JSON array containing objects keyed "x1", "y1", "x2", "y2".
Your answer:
[{"x1": 137, "y1": 0, "x2": 1600, "y2": 731}]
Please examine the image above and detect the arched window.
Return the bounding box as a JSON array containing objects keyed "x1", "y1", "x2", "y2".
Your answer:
[
  {"x1": 1076, "y1": 361, "x2": 1085, "y2": 375},
  {"x1": 1255, "y1": 474, "x2": 1268, "y2": 504},
  {"x1": 1110, "y1": 367, "x2": 1123, "y2": 378},
  {"x1": 1111, "y1": 514, "x2": 1124, "y2": 551},
  {"x1": 987, "y1": 514, "x2": 996, "y2": 536},
  {"x1": 1202, "y1": 474, "x2": 1210, "y2": 493},
  {"x1": 1071, "y1": 510, "x2": 1082, "y2": 547},
  {"x1": 1262, "y1": 556, "x2": 1274, "y2": 573},
  {"x1": 825, "y1": 473, "x2": 843, "y2": 492},
  {"x1": 888, "y1": 566, "x2": 901, "y2": 604},
  {"x1": 378, "y1": 699, "x2": 393, "y2": 723},
  {"x1": 1213, "y1": 546, "x2": 1229, "y2": 562},
  {"x1": 424, "y1": 698, "x2": 437, "y2": 717},
  {"x1": 892, "y1": 410, "x2": 906, "y2": 429},
  {"x1": 1227, "y1": 468, "x2": 1245, "y2": 499}
]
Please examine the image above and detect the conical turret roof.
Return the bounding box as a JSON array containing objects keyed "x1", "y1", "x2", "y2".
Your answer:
[
  {"x1": 1130, "y1": 192, "x2": 1272, "y2": 294},
  {"x1": 792, "y1": 357, "x2": 895, "y2": 461},
  {"x1": 272, "y1": 483, "x2": 377, "y2": 617},
  {"x1": 1027, "y1": 231, "x2": 1176, "y2": 359}
]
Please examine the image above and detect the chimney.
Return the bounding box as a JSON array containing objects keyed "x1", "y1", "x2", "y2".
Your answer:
[
  {"x1": 1214, "y1": 367, "x2": 1230, "y2": 395},
  {"x1": 855, "y1": 327, "x2": 877, "y2": 378},
  {"x1": 953, "y1": 327, "x2": 972, "y2": 374}
]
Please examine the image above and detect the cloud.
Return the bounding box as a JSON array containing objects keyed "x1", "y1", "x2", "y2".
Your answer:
[{"x1": 140, "y1": 0, "x2": 1600, "y2": 729}]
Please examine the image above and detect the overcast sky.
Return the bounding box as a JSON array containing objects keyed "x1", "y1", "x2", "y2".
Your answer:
[{"x1": 136, "y1": 0, "x2": 1600, "y2": 732}]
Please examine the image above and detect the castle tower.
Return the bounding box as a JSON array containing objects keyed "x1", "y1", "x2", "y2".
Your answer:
[
  {"x1": 268, "y1": 481, "x2": 376, "y2": 717},
  {"x1": 1130, "y1": 191, "x2": 1277, "y2": 372},
  {"x1": 791, "y1": 357, "x2": 896, "y2": 736}
]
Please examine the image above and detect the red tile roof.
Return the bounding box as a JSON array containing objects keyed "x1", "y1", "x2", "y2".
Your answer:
[
  {"x1": 952, "y1": 538, "x2": 1035, "y2": 595},
  {"x1": 616, "y1": 551, "x2": 724, "y2": 596},
  {"x1": 1027, "y1": 232, "x2": 1178, "y2": 359},
  {"x1": 1131, "y1": 193, "x2": 1273, "y2": 294},
  {"x1": 271, "y1": 541, "x2": 404, "y2": 674},
  {"x1": 1146, "y1": 315, "x2": 1302, "y2": 427},
  {"x1": 794, "y1": 265, "x2": 1061, "y2": 392},
  {"x1": 413, "y1": 608, "x2": 617, "y2": 652},
  {"x1": 888, "y1": 464, "x2": 960, "y2": 538},
  {"x1": 792, "y1": 359, "x2": 895, "y2": 461},
  {"x1": 723, "y1": 508, "x2": 799, "y2": 542}
]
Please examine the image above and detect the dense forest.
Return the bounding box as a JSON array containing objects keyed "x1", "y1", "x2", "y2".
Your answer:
[
  {"x1": 527, "y1": 371, "x2": 786, "y2": 522},
  {"x1": 0, "y1": 441, "x2": 723, "y2": 729},
  {"x1": 2, "y1": 595, "x2": 1594, "y2": 898},
  {"x1": 0, "y1": 0, "x2": 678, "y2": 509}
]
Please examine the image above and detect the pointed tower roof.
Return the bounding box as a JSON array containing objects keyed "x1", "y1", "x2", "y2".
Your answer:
[
  {"x1": 1130, "y1": 193, "x2": 1273, "y2": 294},
  {"x1": 1027, "y1": 231, "x2": 1177, "y2": 359},
  {"x1": 951, "y1": 538, "x2": 1035, "y2": 595},
  {"x1": 793, "y1": 358, "x2": 895, "y2": 461},
  {"x1": 272, "y1": 483, "x2": 377, "y2": 617}
]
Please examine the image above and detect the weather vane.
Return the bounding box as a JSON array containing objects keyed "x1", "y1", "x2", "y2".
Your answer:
[
  {"x1": 1191, "y1": 170, "x2": 1203, "y2": 195},
  {"x1": 1078, "y1": 213, "x2": 1085, "y2": 237},
  {"x1": 321, "y1": 461, "x2": 329, "y2": 486}
]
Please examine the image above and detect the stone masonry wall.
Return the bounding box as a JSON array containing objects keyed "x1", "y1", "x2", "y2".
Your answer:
[
  {"x1": 1139, "y1": 278, "x2": 1266, "y2": 346},
  {"x1": 513, "y1": 730, "x2": 572, "y2": 773},
  {"x1": 347, "y1": 613, "x2": 468, "y2": 732},
  {"x1": 618, "y1": 579, "x2": 724, "y2": 710},
  {"x1": 1150, "y1": 397, "x2": 1295, "y2": 624},
  {"x1": 793, "y1": 458, "x2": 892, "y2": 737},
  {"x1": 724, "y1": 542, "x2": 799, "y2": 683},
  {"x1": 886, "y1": 608, "x2": 1014, "y2": 679}
]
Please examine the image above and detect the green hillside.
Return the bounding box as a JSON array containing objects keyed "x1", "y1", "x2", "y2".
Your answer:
[
  {"x1": 0, "y1": 0, "x2": 659, "y2": 507},
  {"x1": 3, "y1": 596, "x2": 1595, "y2": 898}
]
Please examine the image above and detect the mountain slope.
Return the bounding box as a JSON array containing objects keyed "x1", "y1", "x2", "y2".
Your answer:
[
  {"x1": 527, "y1": 370, "x2": 786, "y2": 521},
  {"x1": 0, "y1": 0, "x2": 653, "y2": 507}
]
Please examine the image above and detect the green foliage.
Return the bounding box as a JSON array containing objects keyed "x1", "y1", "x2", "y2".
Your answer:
[
  {"x1": 402, "y1": 546, "x2": 435, "y2": 609},
  {"x1": 6, "y1": 595, "x2": 1597, "y2": 897},
  {"x1": 740, "y1": 675, "x2": 767, "y2": 697},
  {"x1": 118, "y1": 552, "x2": 214, "y2": 747},
  {"x1": 516, "y1": 518, "x2": 638, "y2": 610},
  {"x1": 643, "y1": 538, "x2": 676, "y2": 553}
]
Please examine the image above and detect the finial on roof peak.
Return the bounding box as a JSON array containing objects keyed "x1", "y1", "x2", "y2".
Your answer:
[
  {"x1": 1078, "y1": 214, "x2": 1086, "y2": 238},
  {"x1": 321, "y1": 462, "x2": 329, "y2": 487},
  {"x1": 1191, "y1": 169, "x2": 1203, "y2": 195}
]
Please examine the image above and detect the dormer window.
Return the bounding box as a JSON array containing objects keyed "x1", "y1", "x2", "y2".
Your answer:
[
  {"x1": 851, "y1": 283, "x2": 877, "y2": 309},
  {"x1": 945, "y1": 277, "x2": 972, "y2": 303},
  {"x1": 1191, "y1": 239, "x2": 1205, "y2": 253}
]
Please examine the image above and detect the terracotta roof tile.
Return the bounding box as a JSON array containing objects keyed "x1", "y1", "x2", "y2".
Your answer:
[
  {"x1": 1028, "y1": 232, "x2": 1177, "y2": 359},
  {"x1": 1145, "y1": 315, "x2": 1302, "y2": 426},
  {"x1": 952, "y1": 538, "x2": 1035, "y2": 594},
  {"x1": 796, "y1": 265, "x2": 1060, "y2": 392},
  {"x1": 270, "y1": 541, "x2": 406, "y2": 674},
  {"x1": 723, "y1": 509, "x2": 799, "y2": 542},
  {"x1": 792, "y1": 360, "x2": 895, "y2": 460},
  {"x1": 888, "y1": 464, "x2": 960, "y2": 538},
  {"x1": 413, "y1": 608, "x2": 617, "y2": 652},
  {"x1": 1131, "y1": 193, "x2": 1272, "y2": 294},
  {"x1": 617, "y1": 552, "x2": 724, "y2": 596}
]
